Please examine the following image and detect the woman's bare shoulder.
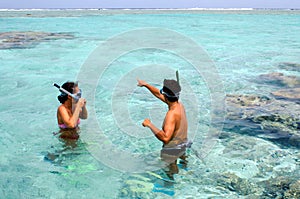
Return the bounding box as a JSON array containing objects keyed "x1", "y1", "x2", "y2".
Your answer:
[{"x1": 57, "y1": 105, "x2": 67, "y2": 113}]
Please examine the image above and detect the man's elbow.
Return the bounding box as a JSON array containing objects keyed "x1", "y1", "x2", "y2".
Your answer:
[
  {"x1": 161, "y1": 136, "x2": 171, "y2": 145},
  {"x1": 155, "y1": 130, "x2": 171, "y2": 144}
]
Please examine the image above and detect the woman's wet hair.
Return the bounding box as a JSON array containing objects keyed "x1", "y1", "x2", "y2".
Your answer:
[
  {"x1": 162, "y1": 79, "x2": 181, "y2": 102},
  {"x1": 57, "y1": 82, "x2": 78, "y2": 104}
]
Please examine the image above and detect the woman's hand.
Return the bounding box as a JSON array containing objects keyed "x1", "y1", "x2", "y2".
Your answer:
[{"x1": 77, "y1": 98, "x2": 86, "y2": 108}]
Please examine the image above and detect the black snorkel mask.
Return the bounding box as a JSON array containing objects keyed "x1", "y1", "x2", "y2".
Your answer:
[
  {"x1": 53, "y1": 83, "x2": 81, "y2": 102},
  {"x1": 160, "y1": 87, "x2": 180, "y2": 98}
]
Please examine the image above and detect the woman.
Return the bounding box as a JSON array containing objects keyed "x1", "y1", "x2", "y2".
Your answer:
[{"x1": 56, "y1": 81, "x2": 88, "y2": 139}]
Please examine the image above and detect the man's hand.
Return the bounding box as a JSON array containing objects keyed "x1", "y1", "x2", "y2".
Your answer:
[
  {"x1": 137, "y1": 79, "x2": 147, "y2": 87},
  {"x1": 142, "y1": 118, "x2": 151, "y2": 127}
]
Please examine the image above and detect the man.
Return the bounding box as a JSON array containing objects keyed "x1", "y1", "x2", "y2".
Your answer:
[{"x1": 137, "y1": 76, "x2": 189, "y2": 179}]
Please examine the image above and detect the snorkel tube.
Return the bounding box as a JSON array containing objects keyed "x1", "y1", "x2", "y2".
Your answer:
[
  {"x1": 53, "y1": 83, "x2": 80, "y2": 102},
  {"x1": 176, "y1": 70, "x2": 179, "y2": 84}
]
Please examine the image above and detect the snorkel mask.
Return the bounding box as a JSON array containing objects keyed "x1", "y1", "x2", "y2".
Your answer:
[
  {"x1": 74, "y1": 89, "x2": 82, "y2": 99},
  {"x1": 160, "y1": 87, "x2": 180, "y2": 98},
  {"x1": 54, "y1": 83, "x2": 81, "y2": 102}
]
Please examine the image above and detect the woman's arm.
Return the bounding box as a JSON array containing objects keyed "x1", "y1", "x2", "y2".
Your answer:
[
  {"x1": 79, "y1": 103, "x2": 88, "y2": 119},
  {"x1": 58, "y1": 98, "x2": 85, "y2": 128}
]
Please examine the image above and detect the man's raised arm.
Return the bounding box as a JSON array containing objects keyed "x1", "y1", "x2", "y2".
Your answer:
[{"x1": 137, "y1": 79, "x2": 166, "y2": 103}]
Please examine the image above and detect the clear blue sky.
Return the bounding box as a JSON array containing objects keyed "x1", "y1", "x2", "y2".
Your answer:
[{"x1": 1, "y1": 0, "x2": 300, "y2": 9}]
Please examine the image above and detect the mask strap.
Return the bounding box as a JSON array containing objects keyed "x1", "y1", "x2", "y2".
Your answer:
[{"x1": 53, "y1": 83, "x2": 79, "y2": 101}]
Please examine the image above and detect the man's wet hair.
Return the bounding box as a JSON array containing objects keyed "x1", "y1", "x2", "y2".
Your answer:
[{"x1": 162, "y1": 79, "x2": 181, "y2": 102}]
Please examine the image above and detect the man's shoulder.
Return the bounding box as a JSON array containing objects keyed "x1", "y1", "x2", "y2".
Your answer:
[
  {"x1": 166, "y1": 108, "x2": 181, "y2": 120},
  {"x1": 166, "y1": 109, "x2": 177, "y2": 118}
]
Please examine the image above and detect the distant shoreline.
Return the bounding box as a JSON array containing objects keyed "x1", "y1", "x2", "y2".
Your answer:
[
  {"x1": 1, "y1": 8, "x2": 300, "y2": 17},
  {"x1": 0, "y1": 8, "x2": 300, "y2": 11}
]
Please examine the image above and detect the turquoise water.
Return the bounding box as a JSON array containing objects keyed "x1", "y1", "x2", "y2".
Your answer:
[{"x1": 0, "y1": 10, "x2": 300, "y2": 198}]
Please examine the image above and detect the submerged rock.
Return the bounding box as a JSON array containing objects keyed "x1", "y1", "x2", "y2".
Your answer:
[
  {"x1": 271, "y1": 87, "x2": 300, "y2": 101},
  {"x1": 226, "y1": 94, "x2": 272, "y2": 108},
  {"x1": 284, "y1": 180, "x2": 300, "y2": 199},
  {"x1": 224, "y1": 94, "x2": 300, "y2": 147},
  {"x1": 259, "y1": 72, "x2": 300, "y2": 88},
  {"x1": 260, "y1": 176, "x2": 300, "y2": 199},
  {"x1": 0, "y1": 31, "x2": 74, "y2": 49},
  {"x1": 215, "y1": 172, "x2": 261, "y2": 196},
  {"x1": 278, "y1": 62, "x2": 300, "y2": 72}
]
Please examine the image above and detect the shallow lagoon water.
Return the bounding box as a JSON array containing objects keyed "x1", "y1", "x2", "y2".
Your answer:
[{"x1": 0, "y1": 10, "x2": 300, "y2": 198}]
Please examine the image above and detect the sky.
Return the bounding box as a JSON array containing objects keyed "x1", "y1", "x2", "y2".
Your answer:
[{"x1": 1, "y1": 0, "x2": 300, "y2": 9}]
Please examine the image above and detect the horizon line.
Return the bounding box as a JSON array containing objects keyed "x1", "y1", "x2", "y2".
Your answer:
[{"x1": 1, "y1": 7, "x2": 300, "y2": 10}]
